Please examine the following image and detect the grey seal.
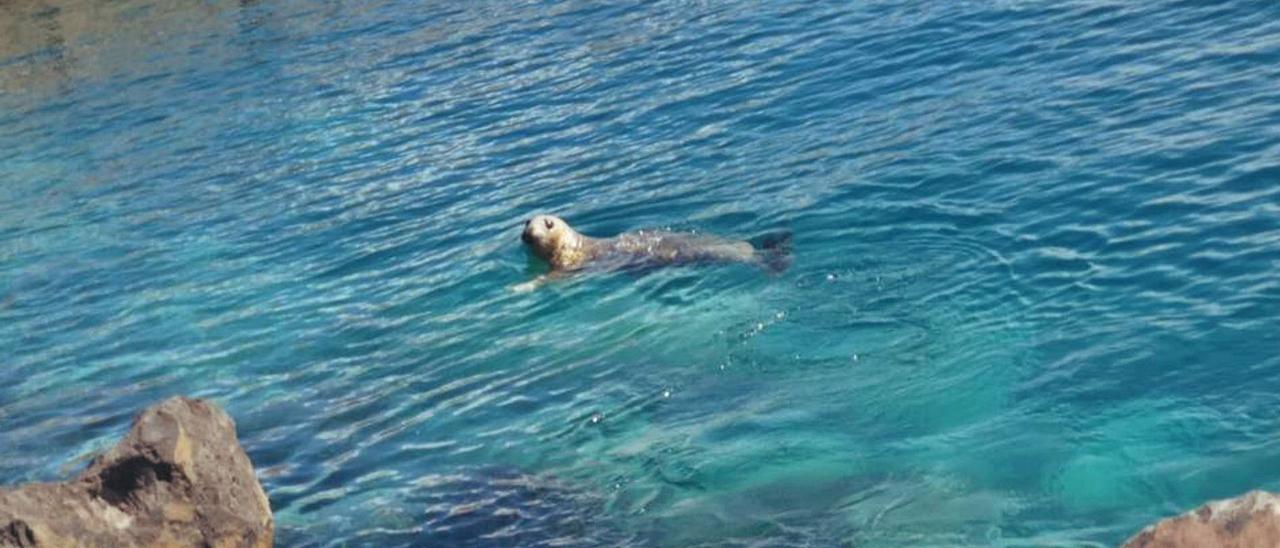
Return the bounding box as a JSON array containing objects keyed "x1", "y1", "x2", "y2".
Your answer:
[{"x1": 514, "y1": 214, "x2": 791, "y2": 291}]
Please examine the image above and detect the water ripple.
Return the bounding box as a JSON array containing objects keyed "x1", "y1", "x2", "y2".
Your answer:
[{"x1": 2, "y1": 0, "x2": 1280, "y2": 545}]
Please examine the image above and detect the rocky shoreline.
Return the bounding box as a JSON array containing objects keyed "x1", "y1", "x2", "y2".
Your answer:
[
  {"x1": 0, "y1": 396, "x2": 1275, "y2": 546},
  {"x1": 0, "y1": 397, "x2": 272, "y2": 547},
  {"x1": 1124, "y1": 490, "x2": 1280, "y2": 548}
]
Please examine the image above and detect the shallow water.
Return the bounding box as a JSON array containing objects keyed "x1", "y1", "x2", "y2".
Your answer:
[{"x1": 2, "y1": 0, "x2": 1279, "y2": 545}]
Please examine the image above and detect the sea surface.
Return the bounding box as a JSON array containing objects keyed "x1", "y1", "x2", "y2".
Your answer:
[{"x1": 2, "y1": 0, "x2": 1279, "y2": 545}]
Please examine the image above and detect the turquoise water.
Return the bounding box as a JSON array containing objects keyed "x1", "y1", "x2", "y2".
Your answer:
[{"x1": 2, "y1": 0, "x2": 1279, "y2": 545}]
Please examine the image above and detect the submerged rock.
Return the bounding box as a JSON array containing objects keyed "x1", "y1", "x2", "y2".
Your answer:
[
  {"x1": 0, "y1": 397, "x2": 272, "y2": 547},
  {"x1": 1124, "y1": 490, "x2": 1280, "y2": 548}
]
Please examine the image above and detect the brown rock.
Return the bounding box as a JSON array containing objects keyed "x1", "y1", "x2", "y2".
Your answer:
[
  {"x1": 1124, "y1": 490, "x2": 1280, "y2": 548},
  {"x1": 0, "y1": 397, "x2": 273, "y2": 547}
]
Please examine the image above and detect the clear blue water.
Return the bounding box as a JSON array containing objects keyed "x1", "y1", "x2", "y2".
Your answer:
[{"x1": 2, "y1": 0, "x2": 1279, "y2": 545}]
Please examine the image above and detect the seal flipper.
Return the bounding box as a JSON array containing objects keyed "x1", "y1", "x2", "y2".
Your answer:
[
  {"x1": 753, "y1": 231, "x2": 794, "y2": 274},
  {"x1": 510, "y1": 270, "x2": 575, "y2": 293}
]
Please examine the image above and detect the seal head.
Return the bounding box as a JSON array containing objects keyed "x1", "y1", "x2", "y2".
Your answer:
[{"x1": 521, "y1": 214, "x2": 591, "y2": 270}]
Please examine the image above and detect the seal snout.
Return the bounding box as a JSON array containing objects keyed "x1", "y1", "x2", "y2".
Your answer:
[
  {"x1": 521, "y1": 214, "x2": 562, "y2": 245},
  {"x1": 521, "y1": 217, "x2": 539, "y2": 244}
]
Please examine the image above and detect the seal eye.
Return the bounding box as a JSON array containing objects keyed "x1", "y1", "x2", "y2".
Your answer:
[{"x1": 544, "y1": 219, "x2": 554, "y2": 230}]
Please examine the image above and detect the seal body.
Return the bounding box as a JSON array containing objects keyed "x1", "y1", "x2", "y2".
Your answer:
[
  {"x1": 518, "y1": 214, "x2": 789, "y2": 289},
  {"x1": 604, "y1": 230, "x2": 757, "y2": 268}
]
